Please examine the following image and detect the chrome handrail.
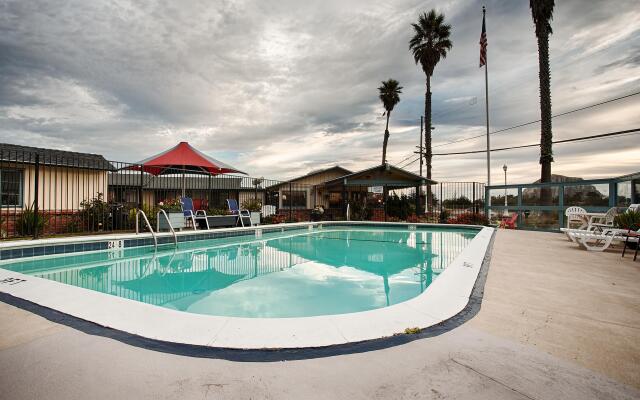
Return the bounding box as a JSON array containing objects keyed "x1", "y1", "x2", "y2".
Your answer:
[
  {"x1": 135, "y1": 209, "x2": 158, "y2": 249},
  {"x1": 157, "y1": 209, "x2": 178, "y2": 248}
]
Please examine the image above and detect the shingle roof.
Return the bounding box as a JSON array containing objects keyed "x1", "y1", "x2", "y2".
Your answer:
[{"x1": 0, "y1": 143, "x2": 115, "y2": 171}]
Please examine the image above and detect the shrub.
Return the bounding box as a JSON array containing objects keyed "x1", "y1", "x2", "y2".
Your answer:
[
  {"x1": 241, "y1": 199, "x2": 262, "y2": 212},
  {"x1": 263, "y1": 214, "x2": 286, "y2": 224},
  {"x1": 80, "y1": 193, "x2": 111, "y2": 231},
  {"x1": 447, "y1": 212, "x2": 489, "y2": 226},
  {"x1": 207, "y1": 208, "x2": 228, "y2": 216},
  {"x1": 348, "y1": 201, "x2": 372, "y2": 221},
  {"x1": 614, "y1": 210, "x2": 640, "y2": 231},
  {"x1": 15, "y1": 204, "x2": 48, "y2": 236},
  {"x1": 157, "y1": 198, "x2": 182, "y2": 212}
]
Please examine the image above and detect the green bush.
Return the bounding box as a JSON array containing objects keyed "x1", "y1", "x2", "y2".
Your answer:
[
  {"x1": 15, "y1": 204, "x2": 48, "y2": 236},
  {"x1": 614, "y1": 210, "x2": 640, "y2": 231},
  {"x1": 241, "y1": 199, "x2": 262, "y2": 212},
  {"x1": 386, "y1": 193, "x2": 416, "y2": 220},
  {"x1": 208, "y1": 208, "x2": 228, "y2": 216},
  {"x1": 80, "y1": 193, "x2": 111, "y2": 231}
]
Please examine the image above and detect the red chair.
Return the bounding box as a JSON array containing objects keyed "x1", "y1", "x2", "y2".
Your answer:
[{"x1": 499, "y1": 213, "x2": 518, "y2": 229}]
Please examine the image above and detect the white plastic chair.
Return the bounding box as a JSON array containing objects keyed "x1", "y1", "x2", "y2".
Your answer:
[
  {"x1": 587, "y1": 207, "x2": 618, "y2": 232},
  {"x1": 565, "y1": 206, "x2": 587, "y2": 229}
]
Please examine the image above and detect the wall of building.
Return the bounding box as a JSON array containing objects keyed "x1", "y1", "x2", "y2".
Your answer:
[
  {"x1": 277, "y1": 169, "x2": 349, "y2": 209},
  {"x1": 20, "y1": 165, "x2": 109, "y2": 211}
]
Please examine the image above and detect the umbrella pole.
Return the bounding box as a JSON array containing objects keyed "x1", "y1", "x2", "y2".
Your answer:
[{"x1": 182, "y1": 166, "x2": 185, "y2": 198}]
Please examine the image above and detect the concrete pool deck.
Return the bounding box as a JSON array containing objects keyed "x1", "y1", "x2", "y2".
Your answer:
[{"x1": 1, "y1": 229, "x2": 639, "y2": 399}]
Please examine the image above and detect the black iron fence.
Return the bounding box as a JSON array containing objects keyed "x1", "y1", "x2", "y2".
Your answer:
[{"x1": 0, "y1": 147, "x2": 486, "y2": 239}]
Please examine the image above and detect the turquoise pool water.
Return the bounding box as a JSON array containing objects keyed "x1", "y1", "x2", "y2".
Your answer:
[{"x1": 2, "y1": 226, "x2": 477, "y2": 318}]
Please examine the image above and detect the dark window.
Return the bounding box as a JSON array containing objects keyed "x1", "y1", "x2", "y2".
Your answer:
[
  {"x1": 282, "y1": 191, "x2": 307, "y2": 208},
  {"x1": 328, "y1": 192, "x2": 342, "y2": 207},
  {"x1": 0, "y1": 169, "x2": 22, "y2": 207}
]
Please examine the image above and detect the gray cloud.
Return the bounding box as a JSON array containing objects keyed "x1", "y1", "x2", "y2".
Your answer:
[{"x1": 0, "y1": 0, "x2": 638, "y2": 183}]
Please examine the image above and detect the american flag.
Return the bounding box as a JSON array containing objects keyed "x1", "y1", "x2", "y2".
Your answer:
[{"x1": 479, "y1": 11, "x2": 487, "y2": 67}]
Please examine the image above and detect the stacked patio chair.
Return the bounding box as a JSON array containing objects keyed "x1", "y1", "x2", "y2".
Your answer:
[
  {"x1": 181, "y1": 197, "x2": 210, "y2": 230},
  {"x1": 227, "y1": 199, "x2": 252, "y2": 227}
]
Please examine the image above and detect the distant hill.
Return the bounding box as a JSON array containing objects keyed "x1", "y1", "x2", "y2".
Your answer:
[
  {"x1": 524, "y1": 175, "x2": 608, "y2": 206},
  {"x1": 531, "y1": 174, "x2": 583, "y2": 184}
]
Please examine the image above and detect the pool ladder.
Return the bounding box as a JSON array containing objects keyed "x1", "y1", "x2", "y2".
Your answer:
[{"x1": 135, "y1": 209, "x2": 178, "y2": 250}]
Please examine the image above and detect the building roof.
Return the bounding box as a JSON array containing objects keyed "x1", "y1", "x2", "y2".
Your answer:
[
  {"x1": 285, "y1": 165, "x2": 353, "y2": 183},
  {"x1": 323, "y1": 163, "x2": 436, "y2": 188},
  {"x1": 0, "y1": 143, "x2": 115, "y2": 171}
]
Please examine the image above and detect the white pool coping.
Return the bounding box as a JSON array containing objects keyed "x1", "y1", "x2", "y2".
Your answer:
[{"x1": 0, "y1": 222, "x2": 494, "y2": 349}]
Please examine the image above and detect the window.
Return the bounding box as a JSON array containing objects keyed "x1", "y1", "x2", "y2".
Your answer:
[
  {"x1": 0, "y1": 169, "x2": 22, "y2": 207},
  {"x1": 328, "y1": 192, "x2": 342, "y2": 208},
  {"x1": 282, "y1": 190, "x2": 307, "y2": 208},
  {"x1": 616, "y1": 181, "x2": 632, "y2": 207}
]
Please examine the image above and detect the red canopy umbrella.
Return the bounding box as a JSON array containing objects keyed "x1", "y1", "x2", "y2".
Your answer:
[{"x1": 128, "y1": 142, "x2": 246, "y2": 196}]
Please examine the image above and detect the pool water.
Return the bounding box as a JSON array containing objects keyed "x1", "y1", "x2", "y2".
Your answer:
[{"x1": 2, "y1": 226, "x2": 477, "y2": 318}]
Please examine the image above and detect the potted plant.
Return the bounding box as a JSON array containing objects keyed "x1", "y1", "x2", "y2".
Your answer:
[
  {"x1": 614, "y1": 210, "x2": 640, "y2": 249},
  {"x1": 310, "y1": 205, "x2": 324, "y2": 221},
  {"x1": 206, "y1": 208, "x2": 237, "y2": 228},
  {"x1": 242, "y1": 199, "x2": 262, "y2": 225},
  {"x1": 157, "y1": 199, "x2": 185, "y2": 230}
]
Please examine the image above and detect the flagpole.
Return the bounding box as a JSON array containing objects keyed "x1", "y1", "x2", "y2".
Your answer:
[{"x1": 483, "y1": 6, "x2": 491, "y2": 200}]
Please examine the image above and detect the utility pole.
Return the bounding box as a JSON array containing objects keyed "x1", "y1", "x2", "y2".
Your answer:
[{"x1": 419, "y1": 116, "x2": 424, "y2": 177}]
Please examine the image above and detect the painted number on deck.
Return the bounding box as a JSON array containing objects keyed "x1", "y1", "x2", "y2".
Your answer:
[{"x1": 0, "y1": 277, "x2": 27, "y2": 285}]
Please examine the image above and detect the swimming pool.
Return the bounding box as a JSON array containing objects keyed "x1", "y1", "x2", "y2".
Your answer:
[
  {"x1": 2, "y1": 225, "x2": 477, "y2": 318},
  {"x1": 0, "y1": 222, "x2": 493, "y2": 349}
]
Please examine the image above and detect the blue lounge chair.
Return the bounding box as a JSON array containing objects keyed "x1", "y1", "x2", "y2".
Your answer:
[
  {"x1": 227, "y1": 199, "x2": 252, "y2": 227},
  {"x1": 181, "y1": 197, "x2": 209, "y2": 230}
]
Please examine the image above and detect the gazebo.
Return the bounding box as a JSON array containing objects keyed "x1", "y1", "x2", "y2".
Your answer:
[
  {"x1": 321, "y1": 163, "x2": 437, "y2": 219},
  {"x1": 127, "y1": 141, "x2": 246, "y2": 196}
]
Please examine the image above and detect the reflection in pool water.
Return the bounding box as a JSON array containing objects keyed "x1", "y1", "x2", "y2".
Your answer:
[{"x1": 3, "y1": 226, "x2": 477, "y2": 317}]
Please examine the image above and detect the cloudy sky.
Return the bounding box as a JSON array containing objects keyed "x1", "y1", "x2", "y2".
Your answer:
[{"x1": 1, "y1": 0, "x2": 638, "y2": 183}]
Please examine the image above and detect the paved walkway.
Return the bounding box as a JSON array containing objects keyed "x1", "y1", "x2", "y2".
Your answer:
[{"x1": 1, "y1": 230, "x2": 639, "y2": 399}]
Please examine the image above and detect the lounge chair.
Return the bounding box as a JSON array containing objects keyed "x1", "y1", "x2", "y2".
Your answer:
[
  {"x1": 181, "y1": 197, "x2": 209, "y2": 230},
  {"x1": 568, "y1": 228, "x2": 638, "y2": 252},
  {"x1": 227, "y1": 199, "x2": 252, "y2": 227},
  {"x1": 587, "y1": 207, "x2": 618, "y2": 232},
  {"x1": 565, "y1": 206, "x2": 588, "y2": 229}
]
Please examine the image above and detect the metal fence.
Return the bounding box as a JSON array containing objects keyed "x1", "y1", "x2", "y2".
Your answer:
[
  {"x1": 485, "y1": 175, "x2": 639, "y2": 231},
  {"x1": 0, "y1": 147, "x2": 486, "y2": 239}
]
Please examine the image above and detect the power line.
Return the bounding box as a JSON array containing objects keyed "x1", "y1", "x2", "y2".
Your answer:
[
  {"x1": 431, "y1": 90, "x2": 640, "y2": 149},
  {"x1": 392, "y1": 90, "x2": 640, "y2": 167},
  {"x1": 430, "y1": 128, "x2": 639, "y2": 156}
]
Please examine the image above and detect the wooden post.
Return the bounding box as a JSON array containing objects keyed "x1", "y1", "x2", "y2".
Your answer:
[{"x1": 415, "y1": 185, "x2": 420, "y2": 217}]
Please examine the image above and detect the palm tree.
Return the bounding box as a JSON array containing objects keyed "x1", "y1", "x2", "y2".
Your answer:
[
  {"x1": 378, "y1": 79, "x2": 403, "y2": 165},
  {"x1": 409, "y1": 10, "x2": 452, "y2": 211},
  {"x1": 530, "y1": 0, "x2": 555, "y2": 184}
]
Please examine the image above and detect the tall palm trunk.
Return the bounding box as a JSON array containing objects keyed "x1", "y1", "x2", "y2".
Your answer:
[
  {"x1": 382, "y1": 112, "x2": 390, "y2": 164},
  {"x1": 425, "y1": 75, "x2": 432, "y2": 212},
  {"x1": 537, "y1": 29, "x2": 553, "y2": 183}
]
